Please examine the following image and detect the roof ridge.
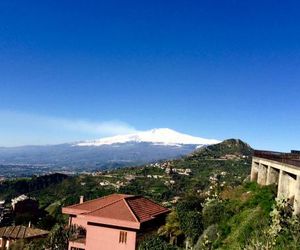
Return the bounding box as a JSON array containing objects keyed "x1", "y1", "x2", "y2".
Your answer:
[
  {"x1": 68, "y1": 193, "x2": 126, "y2": 208},
  {"x1": 123, "y1": 198, "x2": 139, "y2": 223},
  {"x1": 125, "y1": 195, "x2": 142, "y2": 200},
  {"x1": 84, "y1": 195, "x2": 130, "y2": 215}
]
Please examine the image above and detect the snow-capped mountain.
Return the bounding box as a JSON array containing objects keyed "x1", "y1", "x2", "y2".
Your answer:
[
  {"x1": 76, "y1": 128, "x2": 220, "y2": 146},
  {"x1": 0, "y1": 128, "x2": 221, "y2": 175}
]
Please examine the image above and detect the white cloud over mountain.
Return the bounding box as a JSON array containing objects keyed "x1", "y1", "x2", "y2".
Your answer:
[{"x1": 0, "y1": 110, "x2": 137, "y2": 146}]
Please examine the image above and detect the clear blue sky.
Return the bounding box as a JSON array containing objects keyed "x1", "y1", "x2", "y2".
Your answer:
[{"x1": 0, "y1": 0, "x2": 299, "y2": 151}]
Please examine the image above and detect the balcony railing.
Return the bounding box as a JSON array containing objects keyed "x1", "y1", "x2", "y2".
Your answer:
[
  {"x1": 254, "y1": 150, "x2": 300, "y2": 168},
  {"x1": 69, "y1": 235, "x2": 86, "y2": 250}
]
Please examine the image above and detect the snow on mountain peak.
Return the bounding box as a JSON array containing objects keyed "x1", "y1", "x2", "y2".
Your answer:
[{"x1": 76, "y1": 128, "x2": 220, "y2": 147}]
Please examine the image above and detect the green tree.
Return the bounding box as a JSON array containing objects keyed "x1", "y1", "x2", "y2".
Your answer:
[
  {"x1": 179, "y1": 211, "x2": 203, "y2": 246},
  {"x1": 158, "y1": 211, "x2": 183, "y2": 245},
  {"x1": 46, "y1": 224, "x2": 70, "y2": 250},
  {"x1": 176, "y1": 196, "x2": 204, "y2": 247}
]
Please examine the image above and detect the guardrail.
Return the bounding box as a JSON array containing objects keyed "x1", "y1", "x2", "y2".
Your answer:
[{"x1": 254, "y1": 150, "x2": 300, "y2": 168}]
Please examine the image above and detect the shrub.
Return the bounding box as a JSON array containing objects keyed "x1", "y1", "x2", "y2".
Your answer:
[
  {"x1": 222, "y1": 207, "x2": 267, "y2": 249},
  {"x1": 246, "y1": 185, "x2": 276, "y2": 214},
  {"x1": 194, "y1": 224, "x2": 219, "y2": 250},
  {"x1": 202, "y1": 200, "x2": 225, "y2": 228},
  {"x1": 138, "y1": 235, "x2": 176, "y2": 250}
]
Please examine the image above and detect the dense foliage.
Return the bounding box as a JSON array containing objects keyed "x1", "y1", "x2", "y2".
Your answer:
[
  {"x1": 0, "y1": 173, "x2": 68, "y2": 200},
  {"x1": 138, "y1": 235, "x2": 176, "y2": 250}
]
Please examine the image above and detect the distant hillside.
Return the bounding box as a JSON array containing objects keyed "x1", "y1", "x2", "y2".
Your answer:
[
  {"x1": 0, "y1": 173, "x2": 68, "y2": 200},
  {"x1": 157, "y1": 139, "x2": 253, "y2": 194},
  {"x1": 191, "y1": 139, "x2": 253, "y2": 158},
  {"x1": 116, "y1": 138, "x2": 253, "y2": 201}
]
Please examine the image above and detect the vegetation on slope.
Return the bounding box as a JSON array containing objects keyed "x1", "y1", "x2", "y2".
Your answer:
[
  {"x1": 193, "y1": 138, "x2": 253, "y2": 158},
  {"x1": 0, "y1": 173, "x2": 68, "y2": 200},
  {"x1": 3, "y1": 139, "x2": 299, "y2": 249}
]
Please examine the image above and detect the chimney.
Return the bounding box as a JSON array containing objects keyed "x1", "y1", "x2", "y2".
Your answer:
[{"x1": 80, "y1": 196, "x2": 84, "y2": 204}]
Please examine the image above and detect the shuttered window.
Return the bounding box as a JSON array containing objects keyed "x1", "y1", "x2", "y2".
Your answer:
[{"x1": 119, "y1": 231, "x2": 127, "y2": 244}]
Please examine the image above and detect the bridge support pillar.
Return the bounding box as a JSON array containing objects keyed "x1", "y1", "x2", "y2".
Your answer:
[
  {"x1": 293, "y1": 175, "x2": 300, "y2": 215},
  {"x1": 251, "y1": 161, "x2": 259, "y2": 182},
  {"x1": 278, "y1": 170, "x2": 284, "y2": 198},
  {"x1": 257, "y1": 164, "x2": 268, "y2": 185},
  {"x1": 266, "y1": 166, "x2": 279, "y2": 186}
]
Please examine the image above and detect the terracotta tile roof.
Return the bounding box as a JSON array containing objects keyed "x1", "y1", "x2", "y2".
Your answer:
[
  {"x1": 0, "y1": 226, "x2": 49, "y2": 239},
  {"x1": 63, "y1": 194, "x2": 169, "y2": 224},
  {"x1": 88, "y1": 199, "x2": 137, "y2": 222},
  {"x1": 66, "y1": 194, "x2": 132, "y2": 212},
  {"x1": 126, "y1": 196, "x2": 169, "y2": 223},
  {"x1": 0, "y1": 227, "x2": 6, "y2": 237}
]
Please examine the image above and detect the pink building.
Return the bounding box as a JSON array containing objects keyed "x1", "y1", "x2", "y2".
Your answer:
[{"x1": 62, "y1": 194, "x2": 169, "y2": 250}]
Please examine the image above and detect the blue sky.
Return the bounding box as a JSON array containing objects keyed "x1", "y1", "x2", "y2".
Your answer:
[{"x1": 0, "y1": 0, "x2": 300, "y2": 151}]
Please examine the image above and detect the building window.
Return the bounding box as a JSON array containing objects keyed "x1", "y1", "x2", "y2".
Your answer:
[{"x1": 119, "y1": 231, "x2": 127, "y2": 244}]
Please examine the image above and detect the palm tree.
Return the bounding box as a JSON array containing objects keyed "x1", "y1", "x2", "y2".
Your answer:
[{"x1": 158, "y1": 210, "x2": 183, "y2": 245}]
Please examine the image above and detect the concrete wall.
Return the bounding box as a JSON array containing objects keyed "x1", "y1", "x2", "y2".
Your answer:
[
  {"x1": 68, "y1": 215, "x2": 139, "y2": 250},
  {"x1": 251, "y1": 157, "x2": 300, "y2": 214},
  {"x1": 85, "y1": 224, "x2": 136, "y2": 250}
]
